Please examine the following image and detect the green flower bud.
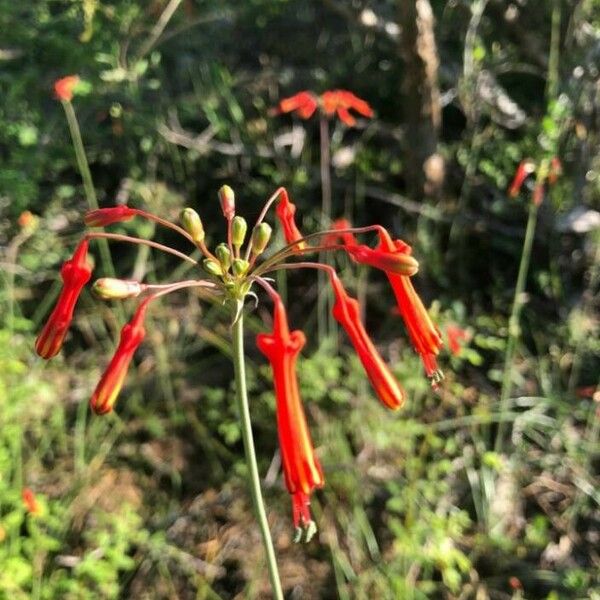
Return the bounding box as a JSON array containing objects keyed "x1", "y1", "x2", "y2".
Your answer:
[
  {"x1": 202, "y1": 258, "x2": 223, "y2": 277},
  {"x1": 181, "y1": 208, "x2": 205, "y2": 244},
  {"x1": 232, "y1": 216, "x2": 247, "y2": 248},
  {"x1": 251, "y1": 223, "x2": 272, "y2": 256},
  {"x1": 232, "y1": 258, "x2": 249, "y2": 277},
  {"x1": 218, "y1": 185, "x2": 235, "y2": 220},
  {"x1": 215, "y1": 243, "x2": 232, "y2": 272},
  {"x1": 93, "y1": 278, "x2": 142, "y2": 300}
]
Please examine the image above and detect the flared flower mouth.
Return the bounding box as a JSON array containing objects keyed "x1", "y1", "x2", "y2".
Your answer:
[
  {"x1": 277, "y1": 89, "x2": 373, "y2": 127},
  {"x1": 256, "y1": 290, "x2": 324, "y2": 540}
]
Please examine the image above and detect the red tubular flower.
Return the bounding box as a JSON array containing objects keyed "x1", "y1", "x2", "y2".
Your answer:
[
  {"x1": 320, "y1": 90, "x2": 373, "y2": 127},
  {"x1": 508, "y1": 159, "x2": 536, "y2": 198},
  {"x1": 54, "y1": 75, "x2": 80, "y2": 102},
  {"x1": 278, "y1": 91, "x2": 319, "y2": 120},
  {"x1": 22, "y1": 488, "x2": 41, "y2": 515},
  {"x1": 376, "y1": 230, "x2": 443, "y2": 383},
  {"x1": 84, "y1": 206, "x2": 137, "y2": 227},
  {"x1": 35, "y1": 240, "x2": 92, "y2": 359},
  {"x1": 446, "y1": 324, "x2": 469, "y2": 356},
  {"x1": 328, "y1": 272, "x2": 406, "y2": 410},
  {"x1": 90, "y1": 298, "x2": 150, "y2": 415},
  {"x1": 256, "y1": 294, "x2": 324, "y2": 530},
  {"x1": 275, "y1": 189, "x2": 307, "y2": 249}
]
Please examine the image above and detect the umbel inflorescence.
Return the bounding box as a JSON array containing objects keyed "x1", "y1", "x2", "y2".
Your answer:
[{"x1": 35, "y1": 186, "x2": 444, "y2": 541}]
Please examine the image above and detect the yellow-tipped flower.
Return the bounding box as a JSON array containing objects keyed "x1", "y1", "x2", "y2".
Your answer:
[
  {"x1": 218, "y1": 185, "x2": 235, "y2": 220},
  {"x1": 251, "y1": 223, "x2": 272, "y2": 256},
  {"x1": 232, "y1": 216, "x2": 248, "y2": 248},
  {"x1": 181, "y1": 208, "x2": 205, "y2": 244},
  {"x1": 93, "y1": 278, "x2": 143, "y2": 300}
]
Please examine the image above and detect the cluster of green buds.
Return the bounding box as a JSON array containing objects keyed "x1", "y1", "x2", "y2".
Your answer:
[{"x1": 181, "y1": 186, "x2": 273, "y2": 299}]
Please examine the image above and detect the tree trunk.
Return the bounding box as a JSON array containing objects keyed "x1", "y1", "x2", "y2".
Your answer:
[{"x1": 398, "y1": 0, "x2": 444, "y2": 199}]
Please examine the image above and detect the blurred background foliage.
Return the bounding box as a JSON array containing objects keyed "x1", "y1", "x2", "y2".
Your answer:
[{"x1": 0, "y1": 0, "x2": 599, "y2": 598}]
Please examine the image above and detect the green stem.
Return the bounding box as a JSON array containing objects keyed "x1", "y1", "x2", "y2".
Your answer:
[
  {"x1": 318, "y1": 114, "x2": 333, "y2": 345},
  {"x1": 495, "y1": 202, "x2": 539, "y2": 452},
  {"x1": 319, "y1": 114, "x2": 332, "y2": 229},
  {"x1": 62, "y1": 100, "x2": 116, "y2": 279},
  {"x1": 546, "y1": 0, "x2": 561, "y2": 102},
  {"x1": 231, "y1": 299, "x2": 284, "y2": 600}
]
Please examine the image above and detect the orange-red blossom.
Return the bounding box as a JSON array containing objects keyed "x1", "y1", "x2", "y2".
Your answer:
[
  {"x1": 376, "y1": 229, "x2": 444, "y2": 382},
  {"x1": 277, "y1": 91, "x2": 319, "y2": 120},
  {"x1": 277, "y1": 89, "x2": 373, "y2": 126},
  {"x1": 90, "y1": 298, "x2": 150, "y2": 415},
  {"x1": 328, "y1": 271, "x2": 406, "y2": 410},
  {"x1": 22, "y1": 488, "x2": 41, "y2": 515},
  {"x1": 256, "y1": 293, "x2": 324, "y2": 532},
  {"x1": 35, "y1": 240, "x2": 92, "y2": 359},
  {"x1": 35, "y1": 183, "x2": 445, "y2": 539},
  {"x1": 446, "y1": 324, "x2": 469, "y2": 356},
  {"x1": 508, "y1": 157, "x2": 562, "y2": 206},
  {"x1": 315, "y1": 217, "x2": 443, "y2": 383},
  {"x1": 320, "y1": 89, "x2": 374, "y2": 126},
  {"x1": 54, "y1": 75, "x2": 80, "y2": 102}
]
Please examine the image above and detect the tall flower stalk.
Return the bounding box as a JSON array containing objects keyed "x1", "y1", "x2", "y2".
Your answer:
[
  {"x1": 55, "y1": 76, "x2": 116, "y2": 278},
  {"x1": 494, "y1": 157, "x2": 561, "y2": 452},
  {"x1": 36, "y1": 184, "x2": 441, "y2": 596},
  {"x1": 276, "y1": 89, "x2": 374, "y2": 343},
  {"x1": 232, "y1": 298, "x2": 284, "y2": 599}
]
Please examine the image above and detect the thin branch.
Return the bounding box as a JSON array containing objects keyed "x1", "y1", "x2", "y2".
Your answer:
[{"x1": 136, "y1": 0, "x2": 184, "y2": 62}]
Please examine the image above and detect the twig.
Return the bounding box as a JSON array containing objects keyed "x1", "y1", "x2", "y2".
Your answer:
[{"x1": 136, "y1": 0, "x2": 184, "y2": 62}]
